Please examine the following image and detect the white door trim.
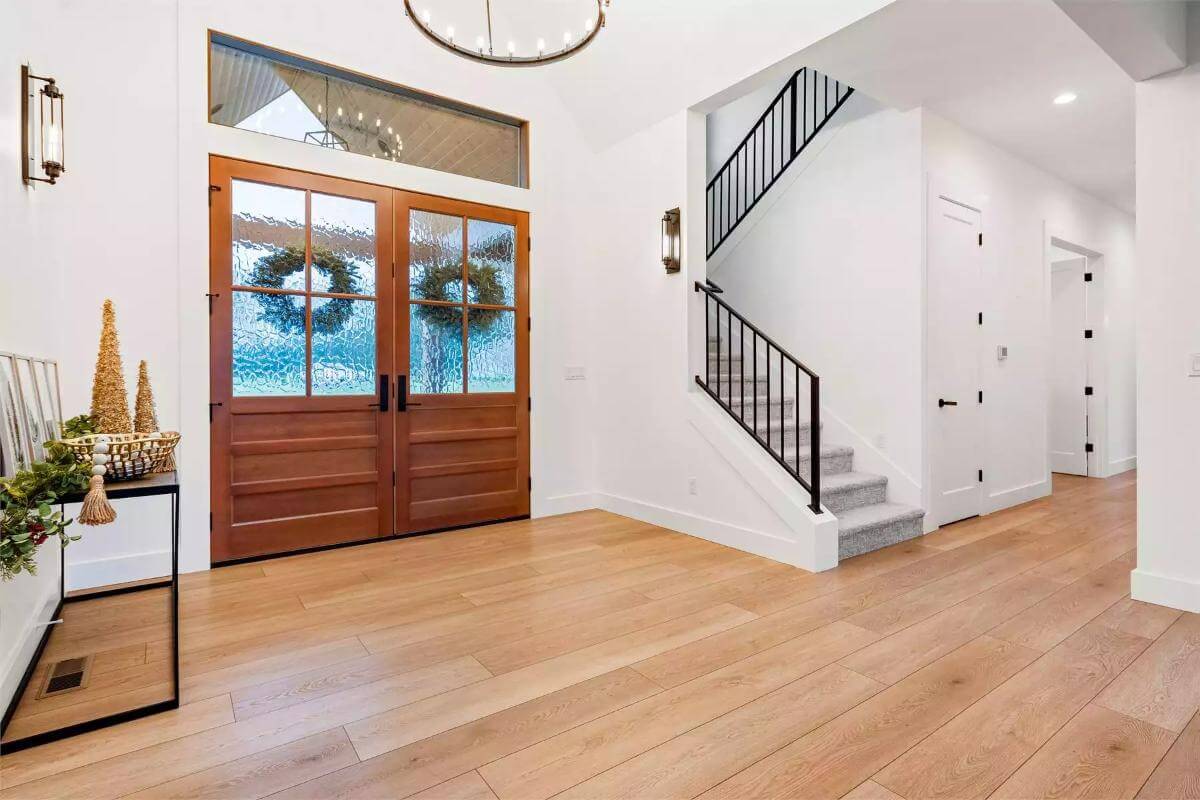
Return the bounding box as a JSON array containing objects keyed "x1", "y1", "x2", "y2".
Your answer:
[
  {"x1": 1044, "y1": 229, "x2": 1108, "y2": 478},
  {"x1": 926, "y1": 177, "x2": 986, "y2": 528}
]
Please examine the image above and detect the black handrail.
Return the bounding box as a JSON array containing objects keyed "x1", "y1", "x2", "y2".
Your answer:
[
  {"x1": 695, "y1": 280, "x2": 822, "y2": 514},
  {"x1": 706, "y1": 67, "x2": 854, "y2": 258}
]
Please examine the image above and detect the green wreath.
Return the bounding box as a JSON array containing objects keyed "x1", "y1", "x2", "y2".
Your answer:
[
  {"x1": 413, "y1": 261, "x2": 507, "y2": 331},
  {"x1": 251, "y1": 244, "x2": 361, "y2": 334}
]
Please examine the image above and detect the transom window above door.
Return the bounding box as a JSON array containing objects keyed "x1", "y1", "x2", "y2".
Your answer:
[
  {"x1": 409, "y1": 210, "x2": 517, "y2": 394},
  {"x1": 231, "y1": 179, "x2": 379, "y2": 396}
]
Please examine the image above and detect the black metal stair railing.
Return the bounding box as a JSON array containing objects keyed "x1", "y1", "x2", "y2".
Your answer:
[
  {"x1": 707, "y1": 67, "x2": 854, "y2": 258},
  {"x1": 695, "y1": 279, "x2": 822, "y2": 514}
]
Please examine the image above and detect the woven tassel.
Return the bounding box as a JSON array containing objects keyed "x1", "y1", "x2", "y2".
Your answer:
[
  {"x1": 154, "y1": 449, "x2": 176, "y2": 474},
  {"x1": 79, "y1": 474, "x2": 117, "y2": 525}
]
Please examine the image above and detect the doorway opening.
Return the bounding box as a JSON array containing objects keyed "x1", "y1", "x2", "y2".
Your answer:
[
  {"x1": 1048, "y1": 236, "x2": 1101, "y2": 480},
  {"x1": 208, "y1": 157, "x2": 530, "y2": 563}
]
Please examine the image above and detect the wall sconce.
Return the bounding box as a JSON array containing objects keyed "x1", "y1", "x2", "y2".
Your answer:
[
  {"x1": 21, "y1": 66, "x2": 66, "y2": 185},
  {"x1": 661, "y1": 207, "x2": 681, "y2": 273}
]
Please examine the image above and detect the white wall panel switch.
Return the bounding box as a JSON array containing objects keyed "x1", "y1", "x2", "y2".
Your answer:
[
  {"x1": 565, "y1": 366, "x2": 586, "y2": 381},
  {"x1": 997, "y1": 345, "x2": 1008, "y2": 361},
  {"x1": 1190, "y1": 354, "x2": 1200, "y2": 377}
]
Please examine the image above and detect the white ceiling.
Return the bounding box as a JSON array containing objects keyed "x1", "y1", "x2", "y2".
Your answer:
[{"x1": 797, "y1": 0, "x2": 1136, "y2": 213}]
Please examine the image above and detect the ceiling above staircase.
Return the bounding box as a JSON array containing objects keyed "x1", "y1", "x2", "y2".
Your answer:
[{"x1": 797, "y1": 0, "x2": 1136, "y2": 213}]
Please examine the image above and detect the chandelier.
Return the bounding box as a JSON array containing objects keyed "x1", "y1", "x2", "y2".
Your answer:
[{"x1": 403, "y1": 0, "x2": 609, "y2": 67}]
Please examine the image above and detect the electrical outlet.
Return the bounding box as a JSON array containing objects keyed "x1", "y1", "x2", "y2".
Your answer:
[{"x1": 687, "y1": 477, "x2": 698, "y2": 495}]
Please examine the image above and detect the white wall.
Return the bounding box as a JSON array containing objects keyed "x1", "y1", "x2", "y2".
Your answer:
[
  {"x1": 705, "y1": 81, "x2": 780, "y2": 180},
  {"x1": 1132, "y1": 63, "x2": 1200, "y2": 613},
  {"x1": 0, "y1": 0, "x2": 67, "y2": 717},
  {"x1": 923, "y1": 112, "x2": 1136, "y2": 515},
  {"x1": 708, "y1": 93, "x2": 926, "y2": 507},
  {"x1": 0, "y1": 0, "x2": 902, "y2": 641}
]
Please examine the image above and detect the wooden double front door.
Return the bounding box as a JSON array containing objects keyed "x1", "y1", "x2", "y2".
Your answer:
[{"x1": 209, "y1": 157, "x2": 529, "y2": 563}]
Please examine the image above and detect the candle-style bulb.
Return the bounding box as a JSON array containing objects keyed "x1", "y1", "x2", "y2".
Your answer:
[
  {"x1": 507, "y1": 40, "x2": 516, "y2": 55},
  {"x1": 536, "y1": 37, "x2": 545, "y2": 53},
  {"x1": 421, "y1": 8, "x2": 430, "y2": 23},
  {"x1": 446, "y1": 25, "x2": 454, "y2": 41}
]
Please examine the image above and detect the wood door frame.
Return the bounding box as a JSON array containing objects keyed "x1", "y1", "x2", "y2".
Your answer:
[
  {"x1": 394, "y1": 191, "x2": 531, "y2": 534},
  {"x1": 209, "y1": 156, "x2": 395, "y2": 563},
  {"x1": 209, "y1": 156, "x2": 530, "y2": 562}
]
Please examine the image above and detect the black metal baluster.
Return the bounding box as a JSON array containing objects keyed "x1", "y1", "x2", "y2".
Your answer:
[
  {"x1": 779, "y1": 349, "x2": 785, "y2": 458},
  {"x1": 753, "y1": 333, "x2": 758, "y2": 438},
  {"x1": 766, "y1": 342, "x2": 771, "y2": 447},
  {"x1": 825, "y1": 73, "x2": 829, "y2": 118},
  {"x1": 795, "y1": 363, "x2": 800, "y2": 475},
  {"x1": 790, "y1": 74, "x2": 798, "y2": 158},
  {"x1": 726, "y1": 306, "x2": 732, "y2": 404},
  {"x1": 810, "y1": 376, "x2": 821, "y2": 513},
  {"x1": 740, "y1": 319, "x2": 745, "y2": 420},
  {"x1": 715, "y1": 299, "x2": 721, "y2": 401},
  {"x1": 803, "y1": 68, "x2": 808, "y2": 144},
  {"x1": 705, "y1": 294, "x2": 711, "y2": 389}
]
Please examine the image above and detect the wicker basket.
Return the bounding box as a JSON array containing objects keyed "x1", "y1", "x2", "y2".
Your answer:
[{"x1": 60, "y1": 432, "x2": 181, "y2": 482}]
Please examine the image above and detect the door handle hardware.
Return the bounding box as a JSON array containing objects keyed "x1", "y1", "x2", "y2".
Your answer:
[
  {"x1": 369, "y1": 374, "x2": 389, "y2": 411},
  {"x1": 397, "y1": 375, "x2": 408, "y2": 412},
  {"x1": 938, "y1": 398, "x2": 958, "y2": 408}
]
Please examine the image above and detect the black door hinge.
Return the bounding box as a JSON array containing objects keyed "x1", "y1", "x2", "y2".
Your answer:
[
  {"x1": 392, "y1": 470, "x2": 396, "y2": 486},
  {"x1": 1084, "y1": 329, "x2": 1093, "y2": 339},
  {"x1": 527, "y1": 397, "x2": 532, "y2": 412},
  {"x1": 209, "y1": 512, "x2": 213, "y2": 531},
  {"x1": 1084, "y1": 272, "x2": 1093, "y2": 282},
  {"x1": 208, "y1": 184, "x2": 221, "y2": 206},
  {"x1": 208, "y1": 402, "x2": 223, "y2": 422},
  {"x1": 978, "y1": 390, "x2": 983, "y2": 403},
  {"x1": 1085, "y1": 443, "x2": 1094, "y2": 453},
  {"x1": 978, "y1": 469, "x2": 983, "y2": 482},
  {"x1": 527, "y1": 317, "x2": 532, "y2": 331},
  {"x1": 978, "y1": 233, "x2": 983, "y2": 246},
  {"x1": 978, "y1": 312, "x2": 983, "y2": 325},
  {"x1": 527, "y1": 477, "x2": 532, "y2": 491},
  {"x1": 1084, "y1": 386, "x2": 1094, "y2": 396},
  {"x1": 205, "y1": 292, "x2": 219, "y2": 314},
  {"x1": 527, "y1": 236, "x2": 532, "y2": 251}
]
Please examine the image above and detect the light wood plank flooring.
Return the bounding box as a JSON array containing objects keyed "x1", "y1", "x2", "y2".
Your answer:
[{"x1": 3, "y1": 470, "x2": 1197, "y2": 799}]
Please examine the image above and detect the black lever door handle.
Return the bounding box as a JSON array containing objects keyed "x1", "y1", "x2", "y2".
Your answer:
[
  {"x1": 397, "y1": 375, "x2": 408, "y2": 412},
  {"x1": 938, "y1": 398, "x2": 958, "y2": 408},
  {"x1": 368, "y1": 374, "x2": 389, "y2": 411}
]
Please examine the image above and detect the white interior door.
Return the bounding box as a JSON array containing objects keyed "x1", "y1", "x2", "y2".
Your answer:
[
  {"x1": 929, "y1": 195, "x2": 983, "y2": 527},
  {"x1": 1050, "y1": 257, "x2": 1088, "y2": 475}
]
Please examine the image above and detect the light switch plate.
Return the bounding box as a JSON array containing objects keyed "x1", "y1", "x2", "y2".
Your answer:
[
  {"x1": 997, "y1": 345, "x2": 1008, "y2": 361},
  {"x1": 1190, "y1": 354, "x2": 1200, "y2": 377},
  {"x1": 565, "y1": 366, "x2": 586, "y2": 381}
]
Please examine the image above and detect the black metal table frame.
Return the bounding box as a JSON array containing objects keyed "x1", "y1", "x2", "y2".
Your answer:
[{"x1": 0, "y1": 473, "x2": 180, "y2": 753}]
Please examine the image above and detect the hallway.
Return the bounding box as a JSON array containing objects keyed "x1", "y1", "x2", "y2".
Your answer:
[{"x1": 3, "y1": 471, "x2": 1198, "y2": 799}]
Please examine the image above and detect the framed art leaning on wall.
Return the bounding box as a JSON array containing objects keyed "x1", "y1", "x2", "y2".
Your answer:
[{"x1": 0, "y1": 353, "x2": 63, "y2": 478}]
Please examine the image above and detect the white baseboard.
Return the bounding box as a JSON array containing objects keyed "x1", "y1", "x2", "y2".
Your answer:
[
  {"x1": 65, "y1": 550, "x2": 171, "y2": 593},
  {"x1": 1107, "y1": 455, "x2": 1137, "y2": 476},
  {"x1": 1131, "y1": 567, "x2": 1200, "y2": 613},
  {"x1": 0, "y1": 581, "x2": 59, "y2": 716},
  {"x1": 595, "y1": 491, "x2": 820, "y2": 569},
  {"x1": 534, "y1": 492, "x2": 599, "y2": 517},
  {"x1": 985, "y1": 478, "x2": 1050, "y2": 515}
]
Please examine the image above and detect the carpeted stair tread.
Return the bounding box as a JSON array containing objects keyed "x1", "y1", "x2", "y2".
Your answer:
[{"x1": 836, "y1": 501, "x2": 925, "y2": 559}]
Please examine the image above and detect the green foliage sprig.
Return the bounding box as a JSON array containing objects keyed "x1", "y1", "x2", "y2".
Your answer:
[
  {"x1": 1, "y1": 443, "x2": 91, "y2": 581},
  {"x1": 62, "y1": 413, "x2": 97, "y2": 439}
]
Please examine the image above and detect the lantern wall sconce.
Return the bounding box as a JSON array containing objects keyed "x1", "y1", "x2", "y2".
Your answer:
[
  {"x1": 661, "y1": 207, "x2": 681, "y2": 273},
  {"x1": 21, "y1": 66, "x2": 66, "y2": 186}
]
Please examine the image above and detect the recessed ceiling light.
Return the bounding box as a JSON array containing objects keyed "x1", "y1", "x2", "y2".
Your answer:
[{"x1": 1053, "y1": 92, "x2": 1077, "y2": 105}]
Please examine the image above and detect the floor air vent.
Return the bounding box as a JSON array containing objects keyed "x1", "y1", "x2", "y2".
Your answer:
[{"x1": 38, "y1": 656, "x2": 92, "y2": 698}]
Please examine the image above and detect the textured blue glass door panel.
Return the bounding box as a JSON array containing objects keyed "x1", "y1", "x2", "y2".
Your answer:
[
  {"x1": 467, "y1": 310, "x2": 515, "y2": 392},
  {"x1": 410, "y1": 306, "x2": 464, "y2": 394},
  {"x1": 467, "y1": 219, "x2": 516, "y2": 306},
  {"x1": 232, "y1": 291, "x2": 307, "y2": 396},
  {"x1": 232, "y1": 180, "x2": 306, "y2": 291},
  {"x1": 410, "y1": 210, "x2": 464, "y2": 303},
  {"x1": 312, "y1": 193, "x2": 377, "y2": 296},
  {"x1": 312, "y1": 298, "x2": 376, "y2": 395}
]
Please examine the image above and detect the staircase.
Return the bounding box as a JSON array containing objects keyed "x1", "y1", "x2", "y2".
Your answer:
[{"x1": 698, "y1": 69, "x2": 925, "y2": 560}]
